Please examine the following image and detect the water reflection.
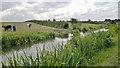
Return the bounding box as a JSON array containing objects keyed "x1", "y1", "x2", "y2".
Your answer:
[{"x1": 1, "y1": 37, "x2": 68, "y2": 64}]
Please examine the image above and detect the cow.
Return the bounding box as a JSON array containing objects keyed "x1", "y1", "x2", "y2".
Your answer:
[
  {"x1": 27, "y1": 24, "x2": 32, "y2": 28},
  {"x1": 2, "y1": 26, "x2": 6, "y2": 28},
  {"x1": 4, "y1": 25, "x2": 12, "y2": 31},
  {"x1": 13, "y1": 26, "x2": 16, "y2": 31},
  {"x1": 2, "y1": 25, "x2": 16, "y2": 31}
]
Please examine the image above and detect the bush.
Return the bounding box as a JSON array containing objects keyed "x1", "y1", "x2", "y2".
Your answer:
[
  {"x1": 82, "y1": 28, "x2": 88, "y2": 33},
  {"x1": 64, "y1": 23, "x2": 69, "y2": 29}
]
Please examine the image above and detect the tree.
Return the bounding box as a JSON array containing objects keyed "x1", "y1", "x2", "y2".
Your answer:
[
  {"x1": 64, "y1": 23, "x2": 69, "y2": 29},
  {"x1": 104, "y1": 19, "x2": 111, "y2": 22},
  {"x1": 82, "y1": 28, "x2": 88, "y2": 33},
  {"x1": 53, "y1": 19, "x2": 56, "y2": 21},
  {"x1": 70, "y1": 18, "x2": 78, "y2": 23},
  {"x1": 110, "y1": 20, "x2": 116, "y2": 24},
  {"x1": 88, "y1": 19, "x2": 91, "y2": 22},
  {"x1": 48, "y1": 19, "x2": 50, "y2": 21},
  {"x1": 113, "y1": 19, "x2": 120, "y2": 22}
]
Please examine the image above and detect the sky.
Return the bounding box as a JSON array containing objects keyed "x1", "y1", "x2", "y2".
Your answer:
[{"x1": 0, "y1": 0, "x2": 119, "y2": 22}]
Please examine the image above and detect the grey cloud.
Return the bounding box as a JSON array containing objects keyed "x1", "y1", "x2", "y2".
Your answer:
[
  {"x1": 94, "y1": 2, "x2": 110, "y2": 6},
  {"x1": 28, "y1": 2, "x2": 69, "y2": 13},
  {"x1": 1, "y1": 2, "x2": 21, "y2": 11},
  {"x1": 1, "y1": 1, "x2": 118, "y2": 22},
  {"x1": 2, "y1": 10, "x2": 35, "y2": 22},
  {"x1": 1, "y1": 2, "x2": 70, "y2": 22},
  {"x1": 94, "y1": 2, "x2": 117, "y2": 10},
  {"x1": 75, "y1": 2, "x2": 118, "y2": 20},
  {"x1": 27, "y1": 2, "x2": 36, "y2": 4},
  {"x1": 79, "y1": 5, "x2": 118, "y2": 20},
  {"x1": 41, "y1": 2, "x2": 69, "y2": 8},
  {"x1": 118, "y1": 1, "x2": 120, "y2": 18},
  {"x1": 54, "y1": 13, "x2": 64, "y2": 16}
]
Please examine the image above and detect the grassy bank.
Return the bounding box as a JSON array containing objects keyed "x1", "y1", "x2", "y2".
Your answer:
[
  {"x1": 91, "y1": 44, "x2": 118, "y2": 66},
  {"x1": 2, "y1": 22, "x2": 61, "y2": 49},
  {"x1": 2, "y1": 33, "x2": 55, "y2": 49}
]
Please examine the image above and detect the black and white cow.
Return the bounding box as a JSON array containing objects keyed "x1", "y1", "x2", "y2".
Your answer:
[
  {"x1": 27, "y1": 24, "x2": 32, "y2": 28},
  {"x1": 13, "y1": 26, "x2": 16, "y2": 31},
  {"x1": 2, "y1": 26, "x2": 5, "y2": 28},
  {"x1": 2, "y1": 25, "x2": 16, "y2": 31},
  {"x1": 4, "y1": 25, "x2": 12, "y2": 31}
]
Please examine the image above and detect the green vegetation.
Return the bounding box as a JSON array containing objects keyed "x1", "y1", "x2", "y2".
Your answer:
[
  {"x1": 72, "y1": 23, "x2": 108, "y2": 32},
  {"x1": 2, "y1": 32, "x2": 55, "y2": 49},
  {"x1": 70, "y1": 18, "x2": 78, "y2": 23},
  {"x1": 91, "y1": 44, "x2": 118, "y2": 66},
  {"x1": 2, "y1": 23, "x2": 118, "y2": 66},
  {"x1": 26, "y1": 20, "x2": 69, "y2": 29},
  {"x1": 2, "y1": 22, "x2": 66, "y2": 34},
  {"x1": 2, "y1": 22, "x2": 65, "y2": 49}
]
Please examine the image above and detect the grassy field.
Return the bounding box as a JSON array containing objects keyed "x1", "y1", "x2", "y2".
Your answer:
[
  {"x1": 2, "y1": 22, "x2": 67, "y2": 35},
  {"x1": 1, "y1": 22, "x2": 106, "y2": 38},
  {"x1": 26, "y1": 20, "x2": 69, "y2": 29}
]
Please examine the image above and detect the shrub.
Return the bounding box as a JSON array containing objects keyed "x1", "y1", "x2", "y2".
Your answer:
[
  {"x1": 82, "y1": 28, "x2": 88, "y2": 33},
  {"x1": 64, "y1": 23, "x2": 69, "y2": 29}
]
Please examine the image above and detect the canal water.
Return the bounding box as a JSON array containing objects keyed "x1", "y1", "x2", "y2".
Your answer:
[
  {"x1": 1, "y1": 28, "x2": 108, "y2": 64},
  {"x1": 1, "y1": 37, "x2": 68, "y2": 64}
]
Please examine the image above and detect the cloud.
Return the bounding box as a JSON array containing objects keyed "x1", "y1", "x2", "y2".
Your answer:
[
  {"x1": 119, "y1": 1, "x2": 120, "y2": 18},
  {"x1": 94, "y1": 2, "x2": 110, "y2": 7},
  {"x1": 86, "y1": 2, "x2": 118, "y2": 20},
  {"x1": 2, "y1": 2, "x2": 69, "y2": 21},
  {"x1": 2, "y1": 8, "x2": 35, "y2": 22},
  {"x1": 1, "y1": 3, "x2": 37, "y2": 22},
  {"x1": 1, "y1": 2, "x2": 21, "y2": 11},
  {"x1": 28, "y1": 2, "x2": 69, "y2": 13},
  {"x1": 1, "y1": 0, "x2": 119, "y2": 22},
  {"x1": 43, "y1": 0, "x2": 94, "y2": 20},
  {"x1": 1, "y1": 0, "x2": 70, "y2": 2}
]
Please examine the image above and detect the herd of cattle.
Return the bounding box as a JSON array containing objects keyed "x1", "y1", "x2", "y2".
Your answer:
[
  {"x1": 2, "y1": 24, "x2": 32, "y2": 31},
  {"x1": 2, "y1": 25, "x2": 16, "y2": 31}
]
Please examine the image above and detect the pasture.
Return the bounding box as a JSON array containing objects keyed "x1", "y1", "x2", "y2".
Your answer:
[
  {"x1": 1, "y1": 22, "x2": 106, "y2": 38},
  {"x1": 2, "y1": 22, "x2": 67, "y2": 36}
]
